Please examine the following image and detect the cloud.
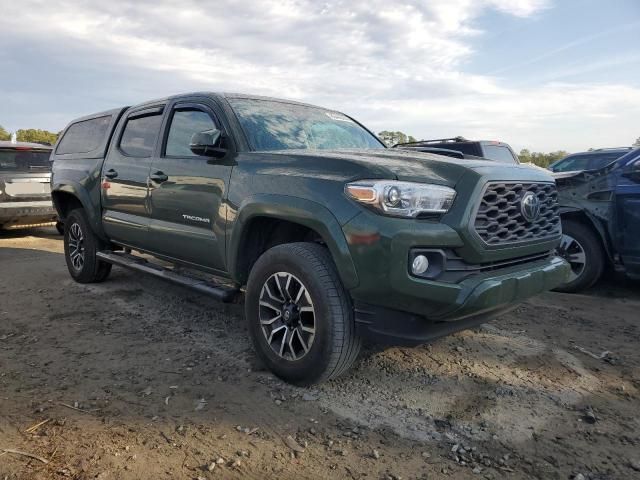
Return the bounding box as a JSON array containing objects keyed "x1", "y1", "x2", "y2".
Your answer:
[{"x1": 0, "y1": 0, "x2": 638, "y2": 151}]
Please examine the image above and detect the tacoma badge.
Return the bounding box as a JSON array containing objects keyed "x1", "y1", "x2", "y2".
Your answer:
[{"x1": 182, "y1": 214, "x2": 211, "y2": 224}]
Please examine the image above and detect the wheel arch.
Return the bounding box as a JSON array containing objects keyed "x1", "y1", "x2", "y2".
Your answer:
[
  {"x1": 559, "y1": 207, "x2": 612, "y2": 261},
  {"x1": 228, "y1": 195, "x2": 359, "y2": 289},
  {"x1": 51, "y1": 183, "x2": 106, "y2": 239}
]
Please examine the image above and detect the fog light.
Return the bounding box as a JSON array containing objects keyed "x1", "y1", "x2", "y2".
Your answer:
[{"x1": 412, "y1": 255, "x2": 429, "y2": 275}]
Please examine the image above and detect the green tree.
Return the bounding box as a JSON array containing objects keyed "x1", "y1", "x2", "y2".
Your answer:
[
  {"x1": 16, "y1": 128, "x2": 58, "y2": 145},
  {"x1": 519, "y1": 148, "x2": 531, "y2": 163},
  {"x1": 378, "y1": 131, "x2": 417, "y2": 147},
  {"x1": 519, "y1": 149, "x2": 569, "y2": 168},
  {"x1": 0, "y1": 125, "x2": 10, "y2": 141}
]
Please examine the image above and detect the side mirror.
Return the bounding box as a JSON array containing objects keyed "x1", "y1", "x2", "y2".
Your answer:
[
  {"x1": 189, "y1": 129, "x2": 227, "y2": 158},
  {"x1": 623, "y1": 159, "x2": 640, "y2": 182}
]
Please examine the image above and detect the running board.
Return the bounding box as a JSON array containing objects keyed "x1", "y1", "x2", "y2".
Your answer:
[{"x1": 96, "y1": 251, "x2": 239, "y2": 303}]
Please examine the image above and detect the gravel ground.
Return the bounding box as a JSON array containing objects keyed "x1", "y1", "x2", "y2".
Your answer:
[{"x1": 1, "y1": 227, "x2": 639, "y2": 480}]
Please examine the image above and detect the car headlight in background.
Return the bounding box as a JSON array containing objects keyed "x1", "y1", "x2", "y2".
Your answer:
[{"x1": 345, "y1": 180, "x2": 456, "y2": 218}]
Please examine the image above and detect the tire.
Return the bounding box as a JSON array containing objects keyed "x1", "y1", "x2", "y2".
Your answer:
[
  {"x1": 245, "y1": 242, "x2": 361, "y2": 385},
  {"x1": 64, "y1": 208, "x2": 112, "y2": 283},
  {"x1": 55, "y1": 221, "x2": 65, "y2": 235},
  {"x1": 553, "y1": 219, "x2": 605, "y2": 293}
]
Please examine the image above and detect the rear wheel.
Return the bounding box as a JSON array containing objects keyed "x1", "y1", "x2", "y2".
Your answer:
[
  {"x1": 64, "y1": 209, "x2": 112, "y2": 283},
  {"x1": 245, "y1": 242, "x2": 361, "y2": 385},
  {"x1": 554, "y1": 219, "x2": 604, "y2": 293}
]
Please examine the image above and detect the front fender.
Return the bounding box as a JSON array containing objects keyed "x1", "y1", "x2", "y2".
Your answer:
[
  {"x1": 559, "y1": 206, "x2": 613, "y2": 259},
  {"x1": 228, "y1": 194, "x2": 359, "y2": 289}
]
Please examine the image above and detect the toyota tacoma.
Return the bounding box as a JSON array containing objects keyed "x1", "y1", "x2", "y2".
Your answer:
[{"x1": 51, "y1": 93, "x2": 569, "y2": 385}]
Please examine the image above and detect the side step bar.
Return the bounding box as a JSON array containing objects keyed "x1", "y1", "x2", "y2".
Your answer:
[{"x1": 96, "y1": 251, "x2": 239, "y2": 303}]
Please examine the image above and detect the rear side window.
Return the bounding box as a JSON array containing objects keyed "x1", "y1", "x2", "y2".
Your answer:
[
  {"x1": 119, "y1": 114, "x2": 163, "y2": 157},
  {"x1": 482, "y1": 145, "x2": 518, "y2": 164},
  {"x1": 56, "y1": 116, "x2": 110, "y2": 155},
  {"x1": 165, "y1": 109, "x2": 217, "y2": 157}
]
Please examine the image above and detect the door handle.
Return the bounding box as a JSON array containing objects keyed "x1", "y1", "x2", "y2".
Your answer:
[
  {"x1": 104, "y1": 169, "x2": 118, "y2": 179},
  {"x1": 149, "y1": 171, "x2": 168, "y2": 183}
]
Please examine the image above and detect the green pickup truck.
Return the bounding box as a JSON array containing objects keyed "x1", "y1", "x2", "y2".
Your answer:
[{"x1": 51, "y1": 92, "x2": 569, "y2": 385}]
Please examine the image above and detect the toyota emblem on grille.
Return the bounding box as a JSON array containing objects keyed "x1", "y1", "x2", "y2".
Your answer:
[{"x1": 521, "y1": 192, "x2": 541, "y2": 222}]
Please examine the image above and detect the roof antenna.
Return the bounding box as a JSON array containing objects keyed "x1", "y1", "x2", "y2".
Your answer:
[{"x1": 10, "y1": 132, "x2": 17, "y2": 144}]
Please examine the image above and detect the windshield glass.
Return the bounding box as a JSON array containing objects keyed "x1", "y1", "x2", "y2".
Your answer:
[
  {"x1": 229, "y1": 99, "x2": 384, "y2": 151},
  {"x1": 0, "y1": 149, "x2": 51, "y2": 171},
  {"x1": 552, "y1": 152, "x2": 623, "y2": 172}
]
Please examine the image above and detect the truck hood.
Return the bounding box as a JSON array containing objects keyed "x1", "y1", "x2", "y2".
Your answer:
[{"x1": 267, "y1": 149, "x2": 553, "y2": 186}]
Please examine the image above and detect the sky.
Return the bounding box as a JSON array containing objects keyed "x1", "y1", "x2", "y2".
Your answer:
[{"x1": 0, "y1": 0, "x2": 639, "y2": 152}]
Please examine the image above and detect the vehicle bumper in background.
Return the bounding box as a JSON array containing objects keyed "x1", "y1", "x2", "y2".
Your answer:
[{"x1": 0, "y1": 201, "x2": 58, "y2": 228}]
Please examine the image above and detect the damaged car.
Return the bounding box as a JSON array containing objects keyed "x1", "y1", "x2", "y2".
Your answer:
[{"x1": 553, "y1": 148, "x2": 640, "y2": 292}]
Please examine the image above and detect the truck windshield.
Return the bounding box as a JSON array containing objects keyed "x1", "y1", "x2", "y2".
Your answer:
[
  {"x1": 0, "y1": 149, "x2": 51, "y2": 171},
  {"x1": 229, "y1": 98, "x2": 384, "y2": 151}
]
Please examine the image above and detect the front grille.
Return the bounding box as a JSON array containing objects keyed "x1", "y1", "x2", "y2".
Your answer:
[{"x1": 474, "y1": 182, "x2": 561, "y2": 245}]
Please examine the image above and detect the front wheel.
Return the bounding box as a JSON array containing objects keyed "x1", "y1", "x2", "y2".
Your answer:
[
  {"x1": 64, "y1": 209, "x2": 112, "y2": 283},
  {"x1": 245, "y1": 242, "x2": 361, "y2": 385},
  {"x1": 553, "y1": 219, "x2": 604, "y2": 293}
]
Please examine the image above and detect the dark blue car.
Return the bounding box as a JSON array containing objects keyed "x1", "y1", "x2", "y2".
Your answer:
[{"x1": 553, "y1": 148, "x2": 640, "y2": 292}]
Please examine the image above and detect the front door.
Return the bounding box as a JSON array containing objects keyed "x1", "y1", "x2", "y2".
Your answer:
[
  {"x1": 101, "y1": 105, "x2": 164, "y2": 246},
  {"x1": 147, "y1": 101, "x2": 233, "y2": 272}
]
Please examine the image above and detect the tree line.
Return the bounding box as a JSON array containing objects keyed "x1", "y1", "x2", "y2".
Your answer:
[
  {"x1": 0, "y1": 125, "x2": 59, "y2": 145},
  {"x1": 517, "y1": 149, "x2": 569, "y2": 168}
]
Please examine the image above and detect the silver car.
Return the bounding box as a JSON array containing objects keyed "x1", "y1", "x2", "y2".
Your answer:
[{"x1": 0, "y1": 140, "x2": 58, "y2": 230}]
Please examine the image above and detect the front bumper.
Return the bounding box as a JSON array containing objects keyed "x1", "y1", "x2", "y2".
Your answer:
[
  {"x1": 0, "y1": 200, "x2": 58, "y2": 228},
  {"x1": 342, "y1": 210, "x2": 570, "y2": 345},
  {"x1": 352, "y1": 255, "x2": 569, "y2": 345}
]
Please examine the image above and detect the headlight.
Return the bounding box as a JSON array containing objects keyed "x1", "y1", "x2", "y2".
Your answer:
[{"x1": 345, "y1": 180, "x2": 456, "y2": 218}]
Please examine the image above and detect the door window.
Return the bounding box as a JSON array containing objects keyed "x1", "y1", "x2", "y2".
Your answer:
[
  {"x1": 165, "y1": 109, "x2": 217, "y2": 157},
  {"x1": 120, "y1": 114, "x2": 163, "y2": 157}
]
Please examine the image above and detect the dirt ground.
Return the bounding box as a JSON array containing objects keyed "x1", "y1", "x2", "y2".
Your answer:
[{"x1": 1, "y1": 227, "x2": 639, "y2": 480}]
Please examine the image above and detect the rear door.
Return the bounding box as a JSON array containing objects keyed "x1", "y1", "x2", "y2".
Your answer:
[
  {"x1": 101, "y1": 105, "x2": 164, "y2": 247},
  {"x1": 146, "y1": 98, "x2": 233, "y2": 271}
]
